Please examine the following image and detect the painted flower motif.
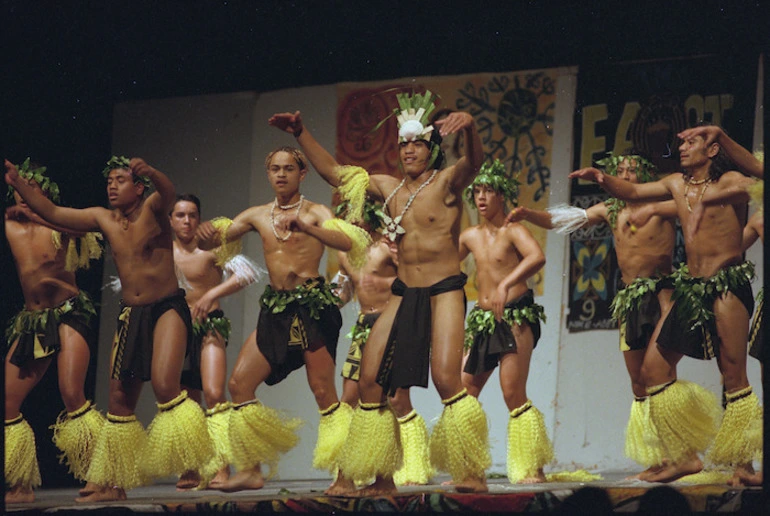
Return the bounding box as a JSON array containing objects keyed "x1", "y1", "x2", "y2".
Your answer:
[
  {"x1": 572, "y1": 239, "x2": 609, "y2": 301},
  {"x1": 380, "y1": 213, "x2": 405, "y2": 242}
]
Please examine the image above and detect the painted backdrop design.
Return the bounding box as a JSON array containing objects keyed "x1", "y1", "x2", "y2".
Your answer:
[
  {"x1": 334, "y1": 69, "x2": 559, "y2": 298},
  {"x1": 568, "y1": 55, "x2": 757, "y2": 331}
]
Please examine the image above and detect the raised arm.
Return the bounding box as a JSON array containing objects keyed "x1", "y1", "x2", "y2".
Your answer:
[
  {"x1": 440, "y1": 112, "x2": 484, "y2": 190},
  {"x1": 269, "y1": 111, "x2": 343, "y2": 188},
  {"x1": 678, "y1": 126, "x2": 763, "y2": 179},
  {"x1": 130, "y1": 158, "x2": 176, "y2": 214},
  {"x1": 569, "y1": 167, "x2": 672, "y2": 202},
  {"x1": 5, "y1": 159, "x2": 103, "y2": 232}
]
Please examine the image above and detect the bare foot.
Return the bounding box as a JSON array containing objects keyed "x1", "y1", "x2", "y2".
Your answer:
[
  {"x1": 627, "y1": 461, "x2": 670, "y2": 481},
  {"x1": 75, "y1": 485, "x2": 127, "y2": 502},
  {"x1": 400, "y1": 481, "x2": 428, "y2": 486},
  {"x1": 455, "y1": 476, "x2": 488, "y2": 493},
  {"x1": 5, "y1": 485, "x2": 34, "y2": 504},
  {"x1": 325, "y1": 473, "x2": 356, "y2": 495},
  {"x1": 216, "y1": 467, "x2": 264, "y2": 493},
  {"x1": 79, "y1": 481, "x2": 99, "y2": 496},
  {"x1": 728, "y1": 464, "x2": 760, "y2": 487},
  {"x1": 517, "y1": 469, "x2": 547, "y2": 484},
  {"x1": 205, "y1": 466, "x2": 231, "y2": 490},
  {"x1": 176, "y1": 470, "x2": 201, "y2": 491},
  {"x1": 351, "y1": 476, "x2": 398, "y2": 497},
  {"x1": 645, "y1": 456, "x2": 702, "y2": 483},
  {"x1": 441, "y1": 480, "x2": 454, "y2": 485}
]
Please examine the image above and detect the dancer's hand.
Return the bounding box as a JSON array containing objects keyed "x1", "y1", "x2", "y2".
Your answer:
[
  {"x1": 434, "y1": 112, "x2": 473, "y2": 136},
  {"x1": 569, "y1": 167, "x2": 605, "y2": 184},
  {"x1": 196, "y1": 221, "x2": 221, "y2": 250},
  {"x1": 268, "y1": 111, "x2": 304, "y2": 137}
]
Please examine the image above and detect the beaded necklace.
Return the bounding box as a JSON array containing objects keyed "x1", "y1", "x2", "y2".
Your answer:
[
  {"x1": 683, "y1": 176, "x2": 712, "y2": 212},
  {"x1": 380, "y1": 169, "x2": 439, "y2": 242},
  {"x1": 271, "y1": 195, "x2": 304, "y2": 242}
]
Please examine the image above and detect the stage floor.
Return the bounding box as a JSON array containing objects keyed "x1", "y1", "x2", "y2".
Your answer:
[{"x1": 7, "y1": 472, "x2": 766, "y2": 514}]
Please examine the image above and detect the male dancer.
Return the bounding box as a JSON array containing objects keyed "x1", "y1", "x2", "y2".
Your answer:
[
  {"x1": 196, "y1": 146, "x2": 369, "y2": 493},
  {"x1": 511, "y1": 152, "x2": 721, "y2": 482},
  {"x1": 4, "y1": 160, "x2": 103, "y2": 503},
  {"x1": 460, "y1": 159, "x2": 551, "y2": 484},
  {"x1": 5, "y1": 156, "x2": 214, "y2": 502},
  {"x1": 170, "y1": 193, "x2": 262, "y2": 489},
  {"x1": 570, "y1": 132, "x2": 763, "y2": 482},
  {"x1": 268, "y1": 90, "x2": 490, "y2": 496},
  {"x1": 333, "y1": 199, "x2": 432, "y2": 486}
]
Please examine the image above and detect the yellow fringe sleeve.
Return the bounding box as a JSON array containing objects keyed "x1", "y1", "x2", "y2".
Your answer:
[
  {"x1": 313, "y1": 402, "x2": 353, "y2": 472},
  {"x1": 51, "y1": 230, "x2": 62, "y2": 250},
  {"x1": 624, "y1": 397, "x2": 664, "y2": 467},
  {"x1": 50, "y1": 400, "x2": 105, "y2": 481},
  {"x1": 228, "y1": 400, "x2": 303, "y2": 478},
  {"x1": 322, "y1": 218, "x2": 372, "y2": 269},
  {"x1": 506, "y1": 400, "x2": 554, "y2": 482},
  {"x1": 337, "y1": 403, "x2": 401, "y2": 482},
  {"x1": 143, "y1": 391, "x2": 214, "y2": 480},
  {"x1": 335, "y1": 165, "x2": 370, "y2": 223},
  {"x1": 707, "y1": 386, "x2": 763, "y2": 467},
  {"x1": 85, "y1": 413, "x2": 148, "y2": 490},
  {"x1": 393, "y1": 410, "x2": 433, "y2": 485},
  {"x1": 57, "y1": 232, "x2": 104, "y2": 272},
  {"x1": 430, "y1": 390, "x2": 491, "y2": 482},
  {"x1": 211, "y1": 217, "x2": 242, "y2": 268},
  {"x1": 5, "y1": 415, "x2": 42, "y2": 490}
]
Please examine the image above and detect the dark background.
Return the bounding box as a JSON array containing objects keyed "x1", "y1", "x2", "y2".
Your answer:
[{"x1": 1, "y1": 0, "x2": 766, "y2": 487}]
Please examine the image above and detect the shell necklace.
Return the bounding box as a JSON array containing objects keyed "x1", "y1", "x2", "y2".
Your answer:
[
  {"x1": 684, "y1": 176, "x2": 712, "y2": 212},
  {"x1": 380, "y1": 169, "x2": 439, "y2": 242},
  {"x1": 271, "y1": 195, "x2": 304, "y2": 242}
]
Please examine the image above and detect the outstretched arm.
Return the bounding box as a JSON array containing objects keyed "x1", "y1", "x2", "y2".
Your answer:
[
  {"x1": 628, "y1": 200, "x2": 678, "y2": 228},
  {"x1": 196, "y1": 209, "x2": 255, "y2": 250},
  {"x1": 5, "y1": 159, "x2": 102, "y2": 232},
  {"x1": 506, "y1": 206, "x2": 555, "y2": 229},
  {"x1": 699, "y1": 171, "x2": 755, "y2": 207},
  {"x1": 130, "y1": 158, "x2": 176, "y2": 214},
  {"x1": 441, "y1": 112, "x2": 484, "y2": 190},
  {"x1": 569, "y1": 167, "x2": 672, "y2": 202},
  {"x1": 678, "y1": 126, "x2": 763, "y2": 179}
]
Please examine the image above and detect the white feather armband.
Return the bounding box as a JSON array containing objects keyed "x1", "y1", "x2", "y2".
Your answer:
[
  {"x1": 547, "y1": 204, "x2": 588, "y2": 234},
  {"x1": 223, "y1": 254, "x2": 266, "y2": 286}
]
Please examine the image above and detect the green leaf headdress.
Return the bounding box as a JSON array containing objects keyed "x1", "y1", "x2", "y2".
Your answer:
[
  {"x1": 595, "y1": 151, "x2": 658, "y2": 183},
  {"x1": 464, "y1": 159, "x2": 520, "y2": 208},
  {"x1": 7, "y1": 158, "x2": 61, "y2": 204},
  {"x1": 335, "y1": 196, "x2": 384, "y2": 232},
  {"x1": 102, "y1": 155, "x2": 152, "y2": 188}
]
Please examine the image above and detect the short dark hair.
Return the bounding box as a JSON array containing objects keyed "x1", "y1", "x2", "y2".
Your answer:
[
  {"x1": 172, "y1": 193, "x2": 201, "y2": 216},
  {"x1": 265, "y1": 146, "x2": 308, "y2": 171}
]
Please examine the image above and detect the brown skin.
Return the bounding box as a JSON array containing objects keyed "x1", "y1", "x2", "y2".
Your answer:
[
  {"x1": 725, "y1": 210, "x2": 764, "y2": 488},
  {"x1": 4, "y1": 187, "x2": 91, "y2": 504},
  {"x1": 195, "y1": 150, "x2": 352, "y2": 493},
  {"x1": 570, "y1": 137, "x2": 753, "y2": 482},
  {"x1": 513, "y1": 158, "x2": 684, "y2": 481},
  {"x1": 170, "y1": 199, "x2": 251, "y2": 489},
  {"x1": 336, "y1": 235, "x2": 397, "y2": 408},
  {"x1": 677, "y1": 126, "x2": 763, "y2": 179},
  {"x1": 5, "y1": 158, "x2": 188, "y2": 502},
  {"x1": 269, "y1": 109, "x2": 487, "y2": 495},
  {"x1": 460, "y1": 185, "x2": 546, "y2": 483}
]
